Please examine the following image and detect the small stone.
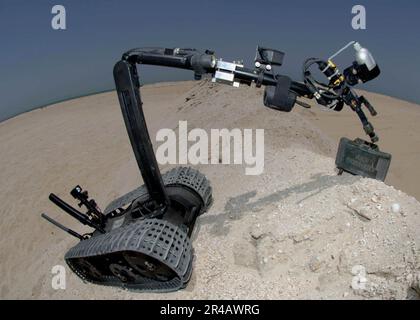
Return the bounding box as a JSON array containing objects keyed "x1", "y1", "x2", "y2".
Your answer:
[
  {"x1": 351, "y1": 265, "x2": 366, "y2": 276},
  {"x1": 290, "y1": 231, "x2": 312, "y2": 244},
  {"x1": 250, "y1": 225, "x2": 264, "y2": 240},
  {"x1": 351, "y1": 275, "x2": 368, "y2": 291},
  {"x1": 391, "y1": 203, "x2": 401, "y2": 214},
  {"x1": 359, "y1": 276, "x2": 367, "y2": 284},
  {"x1": 414, "y1": 274, "x2": 420, "y2": 295},
  {"x1": 343, "y1": 292, "x2": 349, "y2": 298},
  {"x1": 406, "y1": 273, "x2": 413, "y2": 283},
  {"x1": 359, "y1": 208, "x2": 372, "y2": 220},
  {"x1": 309, "y1": 256, "x2": 322, "y2": 272}
]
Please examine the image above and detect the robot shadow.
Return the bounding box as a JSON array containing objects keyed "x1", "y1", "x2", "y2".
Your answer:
[{"x1": 198, "y1": 172, "x2": 361, "y2": 237}]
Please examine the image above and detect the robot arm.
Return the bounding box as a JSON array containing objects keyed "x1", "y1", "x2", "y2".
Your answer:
[{"x1": 120, "y1": 43, "x2": 381, "y2": 143}]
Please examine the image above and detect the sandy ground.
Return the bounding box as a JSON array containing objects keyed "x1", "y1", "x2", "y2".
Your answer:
[{"x1": 0, "y1": 80, "x2": 419, "y2": 299}]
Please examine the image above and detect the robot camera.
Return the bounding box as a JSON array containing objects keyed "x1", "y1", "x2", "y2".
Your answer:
[{"x1": 255, "y1": 46, "x2": 285, "y2": 67}]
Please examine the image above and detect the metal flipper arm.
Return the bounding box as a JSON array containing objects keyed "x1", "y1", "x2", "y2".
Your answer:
[
  {"x1": 113, "y1": 59, "x2": 170, "y2": 207},
  {"x1": 113, "y1": 48, "x2": 218, "y2": 208}
]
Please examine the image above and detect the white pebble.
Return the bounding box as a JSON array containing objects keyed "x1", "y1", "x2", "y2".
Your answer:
[
  {"x1": 359, "y1": 276, "x2": 367, "y2": 283},
  {"x1": 391, "y1": 203, "x2": 401, "y2": 214},
  {"x1": 351, "y1": 265, "x2": 365, "y2": 276}
]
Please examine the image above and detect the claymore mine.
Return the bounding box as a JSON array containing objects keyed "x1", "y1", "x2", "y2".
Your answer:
[{"x1": 42, "y1": 41, "x2": 391, "y2": 292}]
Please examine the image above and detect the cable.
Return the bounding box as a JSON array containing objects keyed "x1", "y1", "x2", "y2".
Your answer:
[{"x1": 302, "y1": 58, "x2": 341, "y2": 109}]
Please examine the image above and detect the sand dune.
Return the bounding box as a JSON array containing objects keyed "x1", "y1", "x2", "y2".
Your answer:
[{"x1": 0, "y1": 80, "x2": 419, "y2": 299}]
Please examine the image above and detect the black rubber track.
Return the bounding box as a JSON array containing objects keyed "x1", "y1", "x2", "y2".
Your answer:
[
  {"x1": 65, "y1": 167, "x2": 212, "y2": 292},
  {"x1": 65, "y1": 218, "x2": 193, "y2": 292},
  {"x1": 105, "y1": 167, "x2": 212, "y2": 215}
]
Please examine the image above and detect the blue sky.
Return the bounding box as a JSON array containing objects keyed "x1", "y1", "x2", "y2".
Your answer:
[{"x1": 0, "y1": 0, "x2": 419, "y2": 121}]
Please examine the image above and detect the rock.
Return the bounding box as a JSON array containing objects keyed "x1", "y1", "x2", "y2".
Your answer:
[
  {"x1": 359, "y1": 208, "x2": 373, "y2": 220},
  {"x1": 351, "y1": 265, "x2": 366, "y2": 276},
  {"x1": 250, "y1": 224, "x2": 264, "y2": 240},
  {"x1": 412, "y1": 273, "x2": 420, "y2": 295},
  {"x1": 391, "y1": 203, "x2": 401, "y2": 214},
  {"x1": 308, "y1": 256, "x2": 322, "y2": 272},
  {"x1": 351, "y1": 265, "x2": 368, "y2": 291},
  {"x1": 347, "y1": 203, "x2": 373, "y2": 221},
  {"x1": 351, "y1": 276, "x2": 368, "y2": 291},
  {"x1": 290, "y1": 231, "x2": 312, "y2": 244},
  {"x1": 371, "y1": 196, "x2": 379, "y2": 203}
]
